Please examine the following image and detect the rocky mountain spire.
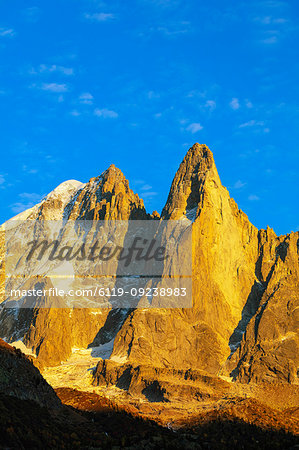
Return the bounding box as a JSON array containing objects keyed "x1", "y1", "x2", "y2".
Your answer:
[
  {"x1": 161, "y1": 143, "x2": 220, "y2": 220},
  {"x1": 109, "y1": 144, "x2": 260, "y2": 373}
]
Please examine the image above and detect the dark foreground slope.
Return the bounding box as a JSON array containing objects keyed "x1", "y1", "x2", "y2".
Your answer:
[
  {"x1": 0, "y1": 340, "x2": 298, "y2": 449},
  {"x1": 0, "y1": 389, "x2": 298, "y2": 450}
]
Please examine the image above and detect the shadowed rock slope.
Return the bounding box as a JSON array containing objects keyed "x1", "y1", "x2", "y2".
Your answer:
[{"x1": 0, "y1": 338, "x2": 60, "y2": 408}]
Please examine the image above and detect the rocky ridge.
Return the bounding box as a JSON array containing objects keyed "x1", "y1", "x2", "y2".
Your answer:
[{"x1": 0, "y1": 143, "x2": 298, "y2": 387}]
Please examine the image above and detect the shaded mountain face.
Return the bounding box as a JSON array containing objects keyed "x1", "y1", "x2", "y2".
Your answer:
[
  {"x1": 0, "y1": 338, "x2": 60, "y2": 408},
  {"x1": 226, "y1": 227, "x2": 299, "y2": 383},
  {"x1": 0, "y1": 143, "x2": 298, "y2": 384}
]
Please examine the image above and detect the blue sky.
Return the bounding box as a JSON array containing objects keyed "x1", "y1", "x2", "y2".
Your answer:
[{"x1": 0, "y1": 0, "x2": 298, "y2": 235}]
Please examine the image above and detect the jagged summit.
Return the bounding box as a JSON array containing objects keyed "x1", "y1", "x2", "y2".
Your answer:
[
  {"x1": 66, "y1": 163, "x2": 147, "y2": 221},
  {"x1": 184, "y1": 142, "x2": 214, "y2": 161},
  {"x1": 99, "y1": 164, "x2": 131, "y2": 191},
  {"x1": 161, "y1": 143, "x2": 220, "y2": 220},
  {"x1": 90, "y1": 164, "x2": 125, "y2": 183}
]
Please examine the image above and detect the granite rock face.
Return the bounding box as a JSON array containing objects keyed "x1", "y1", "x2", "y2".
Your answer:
[
  {"x1": 227, "y1": 227, "x2": 299, "y2": 383},
  {"x1": 65, "y1": 164, "x2": 148, "y2": 221},
  {"x1": 0, "y1": 165, "x2": 147, "y2": 367},
  {"x1": 110, "y1": 144, "x2": 260, "y2": 374},
  {"x1": 0, "y1": 143, "x2": 298, "y2": 384}
]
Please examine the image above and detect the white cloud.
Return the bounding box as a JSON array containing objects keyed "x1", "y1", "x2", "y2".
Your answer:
[
  {"x1": 239, "y1": 120, "x2": 265, "y2": 128},
  {"x1": 248, "y1": 194, "x2": 260, "y2": 201},
  {"x1": 246, "y1": 100, "x2": 253, "y2": 108},
  {"x1": 261, "y1": 36, "x2": 278, "y2": 44},
  {"x1": 10, "y1": 192, "x2": 43, "y2": 214},
  {"x1": 133, "y1": 179, "x2": 145, "y2": 185},
  {"x1": 94, "y1": 108, "x2": 118, "y2": 118},
  {"x1": 79, "y1": 92, "x2": 94, "y2": 104},
  {"x1": 22, "y1": 165, "x2": 37, "y2": 174},
  {"x1": 149, "y1": 21, "x2": 191, "y2": 37},
  {"x1": 40, "y1": 83, "x2": 69, "y2": 93},
  {"x1": 254, "y1": 16, "x2": 288, "y2": 25},
  {"x1": 70, "y1": 110, "x2": 81, "y2": 116},
  {"x1": 10, "y1": 202, "x2": 35, "y2": 214},
  {"x1": 84, "y1": 13, "x2": 115, "y2": 21},
  {"x1": 147, "y1": 90, "x2": 160, "y2": 99},
  {"x1": 141, "y1": 184, "x2": 152, "y2": 191},
  {"x1": 19, "y1": 192, "x2": 42, "y2": 202},
  {"x1": 253, "y1": 4, "x2": 292, "y2": 46},
  {"x1": 274, "y1": 18, "x2": 288, "y2": 24},
  {"x1": 186, "y1": 123, "x2": 203, "y2": 133},
  {"x1": 142, "y1": 0, "x2": 181, "y2": 7},
  {"x1": 0, "y1": 174, "x2": 5, "y2": 185},
  {"x1": 0, "y1": 27, "x2": 15, "y2": 37},
  {"x1": 230, "y1": 98, "x2": 240, "y2": 110},
  {"x1": 23, "y1": 7, "x2": 41, "y2": 23},
  {"x1": 187, "y1": 90, "x2": 206, "y2": 99},
  {"x1": 31, "y1": 64, "x2": 74, "y2": 76},
  {"x1": 141, "y1": 191, "x2": 158, "y2": 198},
  {"x1": 205, "y1": 100, "x2": 216, "y2": 111},
  {"x1": 233, "y1": 180, "x2": 246, "y2": 189}
]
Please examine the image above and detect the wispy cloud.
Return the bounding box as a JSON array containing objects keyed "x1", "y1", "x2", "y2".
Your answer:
[
  {"x1": 230, "y1": 98, "x2": 253, "y2": 110},
  {"x1": 19, "y1": 192, "x2": 43, "y2": 202},
  {"x1": 254, "y1": 16, "x2": 288, "y2": 25},
  {"x1": 132, "y1": 179, "x2": 146, "y2": 185},
  {"x1": 10, "y1": 192, "x2": 43, "y2": 214},
  {"x1": 22, "y1": 7, "x2": 41, "y2": 23},
  {"x1": 70, "y1": 110, "x2": 81, "y2": 117},
  {"x1": 132, "y1": 180, "x2": 157, "y2": 198},
  {"x1": 30, "y1": 64, "x2": 74, "y2": 76},
  {"x1": 205, "y1": 100, "x2": 216, "y2": 112},
  {"x1": 186, "y1": 123, "x2": 203, "y2": 133},
  {"x1": 248, "y1": 194, "x2": 260, "y2": 201},
  {"x1": 147, "y1": 90, "x2": 160, "y2": 100},
  {"x1": 261, "y1": 35, "x2": 278, "y2": 44},
  {"x1": 79, "y1": 92, "x2": 94, "y2": 104},
  {"x1": 141, "y1": 0, "x2": 182, "y2": 7},
  {"x1": 233, "y1": 180, "x2": 246, "y2": 189},
  {"x1": 252, "y1": 1, "x2": 294, "y2": 45},
  {"x1": 187, "y1": 90, "x2": 206, "y2": 99},
  {"x1": 230, "y1": 98, "x2": 240, "y2": 110},
  {"x1": 141, "y1": 191, "x2": 158, "y2": 198},
  {"x1": 0, "y1": 27, "x2": 15, "y2": 37},
  {"x1": 147, "y1": 21, "x2": 191, "y2": 37},
  {"x1": 84, "y1": 13, "x2": 115, "y2": 22},
  {"x1": 239, "y1": 119, "x2": 264, "y2": 128},
  {"x1": 140, "y1": 184, "x2": 152, "y2": 191},
  {"x1": 94, "y1": 108, "x2": 118, "y2": 118},
  {"x1": 40, "y1": 83, "x2": 69, "y2": 93},
  {"x1": 0, "y1": 175, "x2": 5, "y2": 185},
  {"x1": 22, "y1": 165, "x2": 37, "y2": 174}
]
